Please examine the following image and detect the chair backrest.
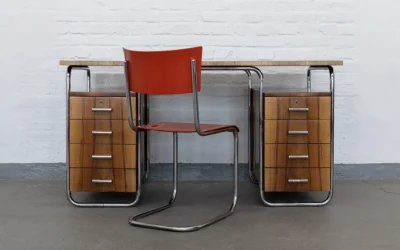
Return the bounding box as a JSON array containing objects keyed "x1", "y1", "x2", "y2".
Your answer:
[{"x1": 123, "y1": 46, "x2": 202, "y2": 95}]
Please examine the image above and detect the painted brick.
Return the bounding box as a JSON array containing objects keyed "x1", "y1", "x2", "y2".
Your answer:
[{"x1": 3, "y1": 0, "x2": 395, "y2": 166}]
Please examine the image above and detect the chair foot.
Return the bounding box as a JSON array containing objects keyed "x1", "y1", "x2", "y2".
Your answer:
[
  {"x1": 128, "y1": 204, "x2": 235, "y2": 232},
  {"x1": 128, "y1": 181, "x2": 236, "y2": 232}
]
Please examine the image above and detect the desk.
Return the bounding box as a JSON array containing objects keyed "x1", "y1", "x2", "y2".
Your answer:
[{"x1": 60, "y1": 59, "x2": 343, "y2": 207}]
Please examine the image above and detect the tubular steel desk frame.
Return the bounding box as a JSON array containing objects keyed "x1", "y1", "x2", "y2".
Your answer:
[{"x1": 60, "y1": 59, "x2": 343, "y2": 207}]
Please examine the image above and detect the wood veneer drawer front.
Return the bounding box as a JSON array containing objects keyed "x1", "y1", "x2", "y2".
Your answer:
[
  {"x1": 69, "y1": 97, "x2": 136, "y2": 120},
  {"x1": 70, "y1": 120, "x2": 136, "y2": 145},
  {"x1": 264, "y1": 97, "x2": 331, "y2": 120},
  {"x1": 264, "y1": 144, "x2": 331, "y2": 168},
  {"x1": 264, "y1": 120, "x2": 330, "y2": 144},
  {"x1": 69, "y1": 144, "x2": 136, "y2": 169},
  {"x1": 264, "y1": 168, "x2": 330, "y2": 192},
  {"x1": 69, "y1": 168, "x2": 137, "y2": 192}
]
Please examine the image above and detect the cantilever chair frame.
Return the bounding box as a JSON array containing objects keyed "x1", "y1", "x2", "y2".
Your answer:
[{"x1": 123, "y1": 58, "x2": 239, "y2": 232}]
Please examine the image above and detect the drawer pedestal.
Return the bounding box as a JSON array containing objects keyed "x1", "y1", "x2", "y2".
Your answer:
[
  {"x1": 66, "y1": 83, "x2": 148, "y2": 207},
  {"x1": 68, "y1": 95, "x2": 138, "y2": 194},
  {"x1": 250, "y1": 87, "x2": 334, "y2": 206}
]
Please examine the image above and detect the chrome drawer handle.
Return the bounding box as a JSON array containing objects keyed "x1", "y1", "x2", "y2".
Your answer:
[
  {"x1": 92, "y1": 108, "x2": 112, "y2": 112},
  {"x1": 288, "y1": 179, "x2": 309, "y2": 183},
  {"x1": 92, "y1": 179, "x2": 113, "y2": 184},
  {"x1": 92, "y1": 155, "x2": 112, "y2": 159},
  {"x1": 288, "y1": 155, "x2": 309, "y2": 159},
  {"x1": 288, "y1": 131, "x2": 308, "y2": 135},
  {"x1": 289, "y1": 108, "x2": 309, "y2": 112},
  {"x1": 92, "y1": 131, "x2": 112, "y2": 135}
]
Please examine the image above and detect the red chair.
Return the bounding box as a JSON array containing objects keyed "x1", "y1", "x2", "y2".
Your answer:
[{"x1": 123, "y1": 46, "x2": 239, "y2": 232}]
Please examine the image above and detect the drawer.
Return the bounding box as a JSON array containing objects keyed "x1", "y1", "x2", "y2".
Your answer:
[
  {"x1": 69, "y1": 168, "x2": 137, "y2": 192},
  {"x1": 264, "y1": 96, "x2": 331, "y2": 120},
  {"x1": 70, "y1": 120, "x2": 136, "y2": 145},
  {"x1": 264, "y1": 144, "x2": 331, "y2": 168},
  {"x1": 264, "y1": 120, "x2": 330, "y2": 144},
  {"x1": 264, "y1": 168, "x2": 330, "y2": 192},
  {"x1": 69, "y1": 144, "x2": 136, "y2": 169},
  {"x1": 69, "y1": 96, "x2": 136, "y2": 120}
]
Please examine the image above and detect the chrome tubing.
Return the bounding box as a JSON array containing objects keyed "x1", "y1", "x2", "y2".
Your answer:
[
  {"x1": 141, "y1": 94, "x2": 150, "y2": 183},
  {"x1": 129, "y1": 129, "x2": 239, "y2": 232},
  {"x1": 201, "y1": 66, "x2": 264, "y2": 184}
]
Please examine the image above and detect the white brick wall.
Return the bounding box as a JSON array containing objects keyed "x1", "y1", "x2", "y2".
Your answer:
[{"x1": 1, "y1": 0, "x2": 396, "y2": 164}]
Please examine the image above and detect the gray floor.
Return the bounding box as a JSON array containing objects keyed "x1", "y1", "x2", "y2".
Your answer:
[{"x1": 1, "y1": 180, "x2": 399, "y2": 250}]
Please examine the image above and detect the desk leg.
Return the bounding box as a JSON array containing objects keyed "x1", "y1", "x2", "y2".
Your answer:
[
  {"x1": 141, "y1": 93, "x2": 150, "y2": 184},
  {"x1": 246, "y1": 70, "x2": 259, "y2": 184},
  {"x1": 201, "y1": 67, "x2": 263, "y2": 184}
]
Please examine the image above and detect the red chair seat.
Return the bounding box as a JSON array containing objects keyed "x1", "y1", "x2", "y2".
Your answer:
[{"x1": 138, "y1": 122, "x2": 239, "y2": 133}]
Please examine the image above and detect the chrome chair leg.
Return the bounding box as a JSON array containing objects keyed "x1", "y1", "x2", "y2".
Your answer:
[{"x1": 128, "y1": 130, "x2": 238, "y2": 232}]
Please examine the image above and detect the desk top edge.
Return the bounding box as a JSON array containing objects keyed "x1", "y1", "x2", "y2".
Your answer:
[{"x1": 59, "y1": 60, "x2": 344, "y2": 67}]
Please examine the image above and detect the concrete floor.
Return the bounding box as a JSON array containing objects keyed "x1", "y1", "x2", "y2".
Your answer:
[{"x1": 0, "y1": 180, "x2": 399, "y2": 250}]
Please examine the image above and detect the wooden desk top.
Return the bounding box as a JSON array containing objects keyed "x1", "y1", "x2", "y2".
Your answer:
[{"x1": 59, "y1": 60, "x2": 343, "y2": 67}]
